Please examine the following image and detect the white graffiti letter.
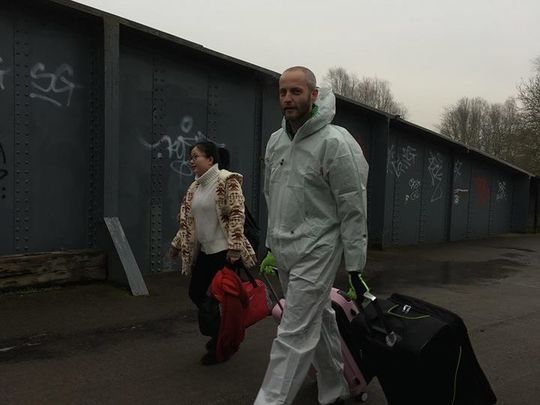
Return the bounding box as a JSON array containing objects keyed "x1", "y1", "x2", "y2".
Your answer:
[
  {"x1": 496, "y1": 181, "x2": 507, "y2": 201},
  {"x1": 453, "y1": 188, "x2": 469, "y2": 205},
  {"x1": 454, "y1": 160, "x2": 463, "y2": 177},
  {"x1": 29, "y1": 62, "x2": 78, "y2": 107},
  {"x1": 387, "y1": 144, "x2": 417, "y2": 178},
  {"x1": 405, "y1": 178, "x2": 421, "y2": 203},
  {"x1": 427, "y1": 152, "x2": 444, "y2": 203},
  {"x1": 180, "y1": 116, "x2": 194, "y2": 133},
  {"x1": 0, "y1": 57, "x2": 9, "y2": 91},
  {"x1": 139, "y1": 115, "x2": 226, "y2": 177}
]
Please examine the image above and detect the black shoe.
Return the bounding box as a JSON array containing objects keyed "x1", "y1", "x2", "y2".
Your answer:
[
  {"x1": 200, "y1": 352, "x2": 221, "y2": 366},
  {"x1": 205, "y1": 337, "x2": 217, "y2": 351},
  {"x1": 329, "y1": 399, "x2": 345, "y2": 405}
]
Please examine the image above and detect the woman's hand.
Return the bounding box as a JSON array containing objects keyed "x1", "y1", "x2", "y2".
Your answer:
[{"x1": 226, "y1": 249, "x2": 241, "y2": 263}]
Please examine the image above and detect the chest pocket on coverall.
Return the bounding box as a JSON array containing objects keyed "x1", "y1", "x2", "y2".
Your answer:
[{"x1": 269, "y1": 159, "x2": 306, "y2": 235}]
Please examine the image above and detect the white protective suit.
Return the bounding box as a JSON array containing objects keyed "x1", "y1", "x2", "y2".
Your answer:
[{"x1": 255, "y1": 88, "x2": 369, "y2": 405}]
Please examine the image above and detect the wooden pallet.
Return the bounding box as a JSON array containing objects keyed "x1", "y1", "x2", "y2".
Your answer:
[{"x1": 0, "y1": 250, "x2": 107, "y2": 291}]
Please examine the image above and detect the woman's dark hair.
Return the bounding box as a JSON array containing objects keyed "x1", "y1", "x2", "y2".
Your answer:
[
  {"x1": 190, "y1": 141, "x2": 219, "y2": 165},
  {"x1": 218, "y1": 147, "x2": 230, "y2": 170}
]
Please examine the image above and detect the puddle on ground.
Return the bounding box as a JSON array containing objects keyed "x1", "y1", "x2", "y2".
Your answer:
[
  {"x1": 340, "y1": 258, "x2": 525, "y2": 293},
  {"x1": 501, "y1": 252, "x2": 521, "y2": 258},
  {"x1": 492, "y1": 246, "x2": 537, "y2": 253}
]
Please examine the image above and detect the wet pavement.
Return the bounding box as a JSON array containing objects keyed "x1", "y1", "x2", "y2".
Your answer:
[{"x1": 1, "y1": 233, "x2": 539, "y2": 404}]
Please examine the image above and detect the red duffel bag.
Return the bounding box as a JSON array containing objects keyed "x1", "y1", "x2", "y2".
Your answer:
[
  {"x1": 238, "y1": 266, "x2": 272, "y2": 328},
  {"x1": 242, "y1": 278, "x2": 271, "y2": 328}
]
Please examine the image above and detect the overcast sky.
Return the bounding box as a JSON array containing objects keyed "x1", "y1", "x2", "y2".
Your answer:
[{"x1": 74, "y1": 0, "x2": 540, "y2": 131}]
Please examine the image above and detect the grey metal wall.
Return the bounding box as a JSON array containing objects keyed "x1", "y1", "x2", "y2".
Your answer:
[
  {"x1": 0, "y1": 2, "x2": 102, "y2": 256},
  {"x1": 385, "y1": 126, "x2": 452, "y2": 245},
  {"x1": 118, "y1": 28, "x2": 268, "y2": 273},
  {"x1": 384, "y1": 121, "x2": 530, "y2": 246},
  {"x1": 0, "y1": 0, "x2": 536, "y2": 276},
  {"x1": 531, "y1": 178, "x2": 540, "y2": 233}
]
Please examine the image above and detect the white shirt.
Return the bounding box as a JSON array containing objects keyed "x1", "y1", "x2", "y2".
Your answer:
[{"x1": 192, "y1": 164, "x2": 229, "y2": 254}]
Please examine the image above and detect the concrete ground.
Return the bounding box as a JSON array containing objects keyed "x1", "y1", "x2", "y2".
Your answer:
[{"x1": 1, "y1": 233, "x2": 539, "y2": 405}]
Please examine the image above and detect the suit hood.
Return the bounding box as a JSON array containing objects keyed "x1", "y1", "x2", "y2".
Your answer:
[{"x1": 281, "y1": 87, "x2": 336, "y2": 142}]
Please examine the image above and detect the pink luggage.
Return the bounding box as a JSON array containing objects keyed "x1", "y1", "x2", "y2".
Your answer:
[{"x1": 268, "y1": 284, "x2": 369, "y2": 402}]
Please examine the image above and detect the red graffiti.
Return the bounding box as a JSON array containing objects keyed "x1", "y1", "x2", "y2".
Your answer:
[{"x1": 474, "y1": 177, "x2": 490, "y2": 208}]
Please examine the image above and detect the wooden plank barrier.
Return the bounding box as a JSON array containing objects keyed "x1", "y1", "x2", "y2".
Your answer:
[{"x1": 0, "y1": 250, "x2": 107, "y2": 291}]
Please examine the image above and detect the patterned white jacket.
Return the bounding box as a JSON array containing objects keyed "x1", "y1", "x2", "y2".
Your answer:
[{"x1": 171, "y1": 169, "x2": 257, "y2": 275}]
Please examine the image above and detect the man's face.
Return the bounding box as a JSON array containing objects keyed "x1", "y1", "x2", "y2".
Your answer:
[{"x1": 279, "y1": 70, "x2": 318, "y2": 123}]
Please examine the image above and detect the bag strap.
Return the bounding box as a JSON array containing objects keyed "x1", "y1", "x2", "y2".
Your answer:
[
  {"x1": 229, "y1": 261, "x2": 258, "y2": 288},
  {"x1": 242, "y1": 266, "x2": 258, "y2": 288}
]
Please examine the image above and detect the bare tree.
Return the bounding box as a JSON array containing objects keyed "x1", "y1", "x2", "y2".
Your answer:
[
  {"x1": 323, "y1": 67, "x2": 358, "y2": 99},
  {"x1": 516, "y1": 56, "x2": 540, "y2": 174},
  {"x1": 439, "y1": 97, "x2": 489, "y2": 149},
  {"x1": 439, "y1": 96, "x2": 525, "y2": 166},
  {"x1": 483, "y1": 98, "x2": 521, "y2": 162},
  {"x1": 518, "y1": 57, "x2": 540, "y2": 133},
  {"x1": 323, "y1": 67, "x2": 408, "y2": 118}
]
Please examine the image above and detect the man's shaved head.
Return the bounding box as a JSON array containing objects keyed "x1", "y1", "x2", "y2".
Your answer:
[{"x1": 282, "y1": 66, "x2": 317, "y2": 91}]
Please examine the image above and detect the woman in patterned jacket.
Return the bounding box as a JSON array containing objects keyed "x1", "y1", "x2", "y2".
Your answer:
[{"x1": 169, "y1": 141, "x2": 257, "y2": 365}]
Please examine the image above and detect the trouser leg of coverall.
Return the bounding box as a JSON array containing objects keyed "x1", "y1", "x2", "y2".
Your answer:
[
  {"x1": 254, "y1": 247, "x2": 349, "y2": 405},
  {"x1": 312, "y1": 300, "x2": 350, "y2": 405}
]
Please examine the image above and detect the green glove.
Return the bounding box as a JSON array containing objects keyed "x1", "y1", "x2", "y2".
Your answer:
[
  {"x1": 260, "y1": 251, "x2": 276, "y2": 275},
  {"x1": 346, "y1": 272, "x2": 370, "y2": 301}
]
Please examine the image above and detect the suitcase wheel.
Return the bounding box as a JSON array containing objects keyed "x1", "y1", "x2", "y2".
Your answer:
[{"x1": 353, "y1": 392, "x2": 368, "y2": 402}]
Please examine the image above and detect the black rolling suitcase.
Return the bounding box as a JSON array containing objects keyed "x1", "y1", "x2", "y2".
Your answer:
[{"x1": 350, "y1": 293, "x2": 497, "y2": 405}]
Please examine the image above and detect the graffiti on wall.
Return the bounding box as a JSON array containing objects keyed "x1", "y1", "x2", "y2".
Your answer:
[
  {"x1": 0, "y1": 57, "x2": 8, "y2": 91},
  {"x1": 0, "y1": 59, "x2": 80, "y2": 106},
  {"x1": 427, "y1": 152, "x2": 444, "y2": 203},
  {"x1": 496, "y1": 181, "x2": 507, "y2": 201},
  {"x1": 475, "y1": 176, "x2": 490, "y2": 208},
  {"x1": 454, "y1": 159, "x2": 463, "y2": 177},
  {"x1": 388, "y1": 146, "x2": 447, "y2": 205},
  {"x1": 387, "y1": 144, "x2": 417, "y2": 178},
  {"x1": 140, "y1": 115, "x2": 225, "y2": 176},
  {"x1": 0, "y1": 141, "x2": 6, "y2": 200},
  {"x1": 453, "y1": 189, "x2": 469, "y2": 205},
  {"x1": 452, "y1": 159, "x2": 469, "y2": 205},
  {"x1": 0, "y1": 57, "x2": 81, "y2": 107},
  {"x1": 405, "y1": 178, "x2": 421, "y2": 203},
  {"x1": 29, "y1": 62, "x2": 79, "y2": 107}
]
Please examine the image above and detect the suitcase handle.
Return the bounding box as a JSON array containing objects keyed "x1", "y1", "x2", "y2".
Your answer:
[
  {"x1": 261, "y1": 267, "x2": 284, "y2": 312},
  {"x1": 361, "y1": 292, "x2": 400, "y2": 348}
]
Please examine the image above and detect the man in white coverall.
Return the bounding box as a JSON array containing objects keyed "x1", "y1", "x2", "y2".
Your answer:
[{"x1": 254, "y1": 66, "x2": 369, "y2": 405}]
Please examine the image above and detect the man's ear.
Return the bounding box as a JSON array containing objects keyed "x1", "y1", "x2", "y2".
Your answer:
[{"x1": 311, "y1": 88, "x2": 319, "y2": 102}]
